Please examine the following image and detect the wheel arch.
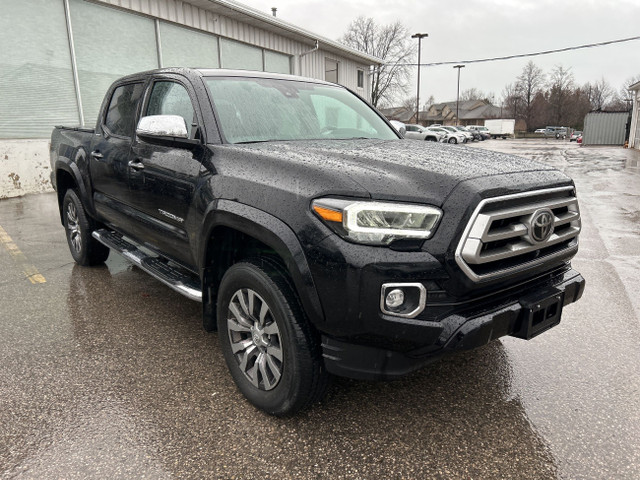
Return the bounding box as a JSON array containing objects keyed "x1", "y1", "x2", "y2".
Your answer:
[
  {"x1": 54, "y1": 160, "x2": 89, "y2": 225},
  {"x1": 199, "y1": 200, "x2": 325, "y2": 327}
]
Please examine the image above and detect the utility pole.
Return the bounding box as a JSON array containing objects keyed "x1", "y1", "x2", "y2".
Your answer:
[
  {"x1": 411, "y1": 33, "x2": 428, "y2": 125},
  {"x1": 453, "y1": 65, "x2": 465, "y2": 126}
]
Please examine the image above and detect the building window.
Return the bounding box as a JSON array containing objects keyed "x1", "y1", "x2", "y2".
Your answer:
[
  {"x1": 220, "y1": 38, "x2": 263, "y2": 71},
  {"x1": 70, "y1": 0, "x2": 158, "y2": 126},
  {"x1": 0, "y1": 0, "x2": 79, "y2": 138},
  {"x1": 159, "y1": 22, "x2": 219, "y2": 69},
  {"x1": 325, "y1": 58, "x2": 338, "y2": 84},
  {"x1": 264, "y1": 50, "x2": 291, "y2": 75},
  {"x1": 357, "y1": 70, "x2": 364, "y2": 89}
]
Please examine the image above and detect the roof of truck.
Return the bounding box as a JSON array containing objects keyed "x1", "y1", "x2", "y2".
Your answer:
[{"x1": 116, "y1": 67, "x2": 338, "y2": 87}]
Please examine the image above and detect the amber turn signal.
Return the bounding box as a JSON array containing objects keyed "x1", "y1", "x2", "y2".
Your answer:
[{"x1": 313, "y1": 205, "x2": 343, "y2": 223}]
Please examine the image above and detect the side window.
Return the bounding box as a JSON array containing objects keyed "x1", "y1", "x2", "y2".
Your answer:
[
  {"x1": 145, "y1": 81, "x2": 197, "y2": 138},
  {"x1": 325, "y1": 58, "x2": 339, "y2": 84},
  {"x1": 104, "y1": 83, "x2": 144, "y2": 137}
]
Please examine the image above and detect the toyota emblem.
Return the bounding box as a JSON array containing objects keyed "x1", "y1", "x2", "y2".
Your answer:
[{"x1": 529, "y1": 209, "x2": 554, "y2": 243}]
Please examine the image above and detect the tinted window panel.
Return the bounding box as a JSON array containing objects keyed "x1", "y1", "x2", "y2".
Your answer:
[
  {"x1": 105, "y1": 83, "x2": 144, "y2": 137},
  {"x1": 146, "y1": 82, "x2": 196, "y2": 137}
]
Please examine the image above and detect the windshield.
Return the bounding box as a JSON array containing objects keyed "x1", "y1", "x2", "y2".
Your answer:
[
  {"x1": 205, "y1": 77, "x2": 398, "y2": 143},
  {"x1": 441, "y1": 127, "x2": 457, "y2": 133}
]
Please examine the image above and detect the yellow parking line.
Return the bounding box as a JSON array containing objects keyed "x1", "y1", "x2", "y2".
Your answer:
[{"x1": 0, "y1": 225, "x2": 46, "y2": 284}]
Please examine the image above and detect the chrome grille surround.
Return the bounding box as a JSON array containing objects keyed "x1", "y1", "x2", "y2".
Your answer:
[{"x1": 455, "y1": 186, "x2": 581, "y2": 282}]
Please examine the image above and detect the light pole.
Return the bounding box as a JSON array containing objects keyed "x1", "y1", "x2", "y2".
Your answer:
[
  {"x1": 411, "y1": 33, "x2": 428, "y2": 125},
  {"x1": 453, "y1": 64, "x2": 465, "y2": 125}
]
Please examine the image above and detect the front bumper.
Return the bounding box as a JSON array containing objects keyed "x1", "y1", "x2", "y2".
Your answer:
[{"x1": 321, "y1": 268, "x2": 585, "y2": 380}]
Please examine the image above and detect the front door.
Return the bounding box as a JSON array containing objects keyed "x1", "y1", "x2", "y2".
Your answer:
[{"x1": 128, "y1": 78, "x2": 203, "y2": 268}]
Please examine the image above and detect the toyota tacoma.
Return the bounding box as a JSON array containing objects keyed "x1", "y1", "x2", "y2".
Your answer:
[{"x1": 50, "y1": 68, "x2": 585, "y2": 415}]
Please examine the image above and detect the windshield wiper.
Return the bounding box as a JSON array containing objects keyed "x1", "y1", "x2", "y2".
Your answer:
[{"x1": 233, "y1": 139, "x2": 279, "y2": 144}]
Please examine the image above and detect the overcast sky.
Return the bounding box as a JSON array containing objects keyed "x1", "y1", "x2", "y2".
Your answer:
[{"x1": 243, "y1": 0, "x2": 640, "y2": 106}]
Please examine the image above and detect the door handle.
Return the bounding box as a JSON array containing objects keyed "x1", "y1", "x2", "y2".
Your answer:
[
  {"x1": 90, "y1": 150, "x2": 103, "y2": 159},
  {"x1": 128, "y1": 159, "x2": 145, "y2": 171}
]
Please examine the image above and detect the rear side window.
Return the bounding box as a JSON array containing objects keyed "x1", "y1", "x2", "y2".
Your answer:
[
  {"x1": 104, "y1": 83, "x2": 144, "y2": 137},
  {"x1": 145, "y1": 81, "x2": 196, "y2": 138}
]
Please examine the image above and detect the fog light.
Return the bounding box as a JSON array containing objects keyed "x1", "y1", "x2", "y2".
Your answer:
[
  {"x1": 380, "y1": 283, "x2": 427, "y2": 319},
  {"x1": 385, "y1": 289, "x2": 405, "y2": 309}
]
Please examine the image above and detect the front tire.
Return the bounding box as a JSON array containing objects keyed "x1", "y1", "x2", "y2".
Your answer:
[
  {"x1": 63, "y1": 189, "x2": 109, "y2": 266},
  {"x1": 217, "y1": 259, "x2": 328, "y2": 415},
  {"x1": 448, "y1": 137, "x2": 457, "y2": 144}
]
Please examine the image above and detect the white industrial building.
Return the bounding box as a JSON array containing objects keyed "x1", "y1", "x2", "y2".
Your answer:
[
  {"x1": 629, "y1": 80, "x2": 640, "y2": 151},
  {"x1": 0, "y1": 0, "x2": 380, "y2": 198}
]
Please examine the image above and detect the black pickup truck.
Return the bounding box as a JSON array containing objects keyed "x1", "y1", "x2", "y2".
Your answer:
[{"x1": 50, "y1": 68, "x2": 585, "y2": 415}]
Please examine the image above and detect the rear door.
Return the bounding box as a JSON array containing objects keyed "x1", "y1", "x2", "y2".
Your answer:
[
  {"x1": 90, "y1": 81, "x2": 145, "y2": 230},
  {"x1": 127, "y1": 75, "x2": 204, "y2": 267}
]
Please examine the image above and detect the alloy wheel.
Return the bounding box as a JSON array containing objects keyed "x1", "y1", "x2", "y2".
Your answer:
[
  {"x1": 66, "y1": 202, "x2": 82, "y2": 254},
  {"x1": 227, "y1": 288, "x2": 283, "y2": 391}
]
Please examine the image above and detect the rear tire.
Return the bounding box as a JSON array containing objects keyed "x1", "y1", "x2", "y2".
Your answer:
[
  {"x1": 217, "y1": 259, "x2": 328, "y2": 416},
  {"x1": 63, "y1": 189, "x2": 109, "y2": 266},
  {"x1": 448, "y1": 137, "x2": 457, "y2": 144}
]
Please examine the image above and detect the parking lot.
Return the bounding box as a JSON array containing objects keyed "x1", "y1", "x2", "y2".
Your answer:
[{"x1": 1, "y1": 139, "x2": 640, "y2": 479}]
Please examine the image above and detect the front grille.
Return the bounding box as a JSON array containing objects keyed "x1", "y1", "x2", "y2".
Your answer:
[{"x1": 455, "y1": 186, "x2": 581, "y2": 282}]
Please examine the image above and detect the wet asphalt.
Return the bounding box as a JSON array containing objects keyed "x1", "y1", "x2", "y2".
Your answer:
[{"x1": 1, "y1": 139, "x2": 639, "y2": 479}]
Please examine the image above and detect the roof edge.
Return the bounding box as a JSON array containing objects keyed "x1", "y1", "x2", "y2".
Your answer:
[{"x1": 206, "y1": 0, "x2": 383, "y2": 65}]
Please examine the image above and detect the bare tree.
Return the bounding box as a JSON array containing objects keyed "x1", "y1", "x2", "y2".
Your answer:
[
  {"x1": 516, "y1": 61, "x2": 545, "y2": 130},
  {"x1": 402, "y1": 95, "x2": 417, "y2": 112},
  {"x1": 608, "y1": 74, "x2": 640, "y2": 110},
  {"x1": 422, "y1": 94, "x2": 435, "y2": 111},
  {"x1": 340, "y1": 17, "x2": 414, "y2": 107},
  {"x1": 548, "y1": 65, "x2": 575, "y2": 125},
  {"x1": 584, "y1": 77, "x2": 614, "y2": 110},
  {"x1": 501, "y1": 83, "x2": 525, "y2": 119}
]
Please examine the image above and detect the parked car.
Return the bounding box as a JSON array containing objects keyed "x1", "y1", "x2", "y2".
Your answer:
[
  {"x1": 439, "y1": 126, "x2": 469, "y2": 143},
  {"x1": 426, "y1": 126, "x2": 463, "y2": 144},
  {"x1": 467, "y1": 125, "x2": 491, "y2": 140},
  {"x1": 404, "y1": 124, "x2": 441, "y2": 142},
  {"x1": 50, "y1": 68, "x2": 585, "y2": 415},
  {"x1": 570, "y1": 131, "x2": 582, "y2": 142},
  {"x1": 390, "y1": 120, "x2": 406, "y2": 138},
  {"x1": 534, "y1": 128, "x2": 547, "y2": 134},
  {"x1": 452, "y1": 126, "x2": 476, "y2": 142},
  {"x1": 544, "y1": 126, "x2": 568, "y2": 139}
]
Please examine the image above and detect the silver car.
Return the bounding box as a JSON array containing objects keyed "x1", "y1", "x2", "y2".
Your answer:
[
  {"x1": 404, "y1": 124, "x2": 442, "y2": 142},
  {"x1": 437, "y1": 126, "x2": 468, "y2": 144}
]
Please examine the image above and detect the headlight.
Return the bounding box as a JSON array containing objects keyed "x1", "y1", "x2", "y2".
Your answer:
[{"x1": 312, "y1": 198, "x2": 442, "y2": 246}]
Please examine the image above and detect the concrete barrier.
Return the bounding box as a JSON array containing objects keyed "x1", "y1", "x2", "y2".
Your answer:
[{"x1": 0, "y1": 140, "x2": 53, "y2": 199}]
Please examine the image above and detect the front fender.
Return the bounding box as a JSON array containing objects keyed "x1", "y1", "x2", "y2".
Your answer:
[{"x1": 199, "y1": 200, "x2": 325, "y2": 325}]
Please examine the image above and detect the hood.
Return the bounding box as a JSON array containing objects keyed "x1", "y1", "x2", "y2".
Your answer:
[{"x1": 220, "y1": 139, "x2": 559, "y2": 206}]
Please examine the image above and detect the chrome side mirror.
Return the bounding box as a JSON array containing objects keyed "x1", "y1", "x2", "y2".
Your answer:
[{"x1": 136, "y1": 115, "x2": 188, "y2": 139}]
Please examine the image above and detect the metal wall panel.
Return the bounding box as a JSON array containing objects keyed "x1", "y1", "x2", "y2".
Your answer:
[
  {"x1": 93, "y1": 0, "x2": 372, "y2": 99},
  {"x1": 95, "y1": 0, "x2": 302, "y2": 55},
  {"x1": 583, "y1": 111, "x2": 630, "y2": 146}
]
